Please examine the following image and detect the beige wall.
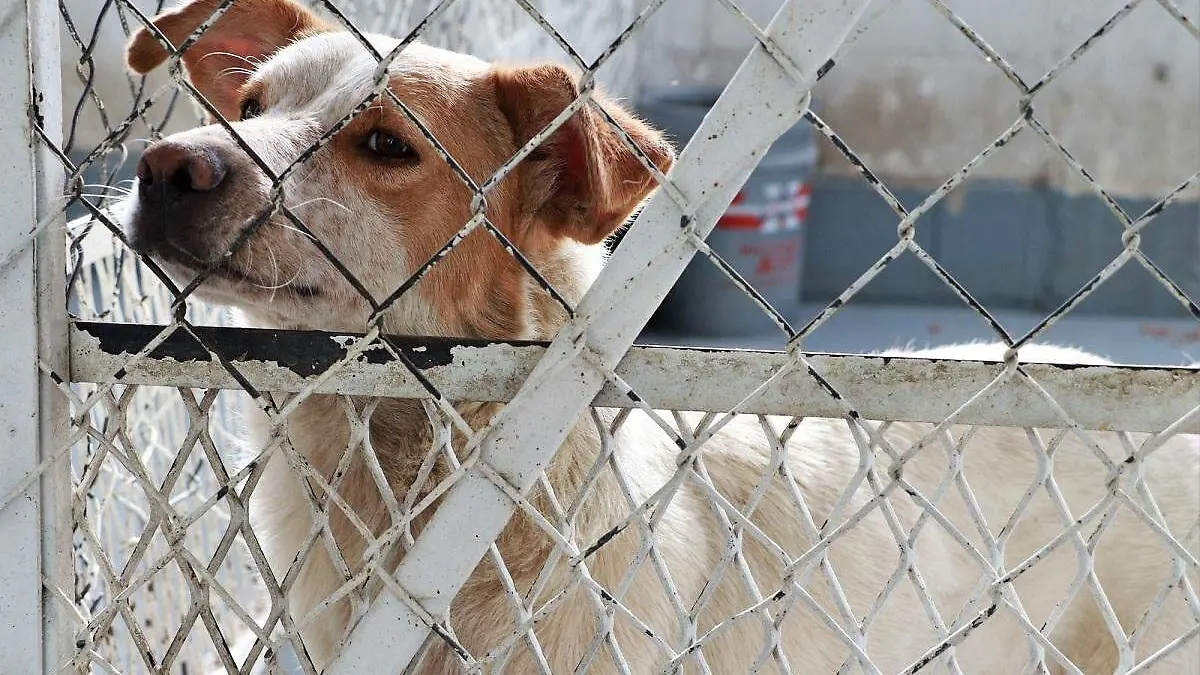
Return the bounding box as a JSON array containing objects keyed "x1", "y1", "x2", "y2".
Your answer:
[
  {"x1": 636, "y1": 0, "x2": 1200, "y2": 199},
  {"x1": 61, "y1": 0, "x2": 1198, "y2": 200}
]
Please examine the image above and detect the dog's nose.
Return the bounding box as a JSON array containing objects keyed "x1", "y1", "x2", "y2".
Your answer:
[
  {"x1": 137, "y1": 141, "x2": 228, "y2": 194},
  {"x1": 130, "y1": 141, "x2": 231, "y2": 259}
]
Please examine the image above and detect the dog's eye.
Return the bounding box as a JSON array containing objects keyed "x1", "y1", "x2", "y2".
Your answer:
[
  {"x1": 240, "y1": 98, "x2": 263, "y2": 120},
  {"x1": 365, "y1": 130, "x2": 416, "y2": 161}
]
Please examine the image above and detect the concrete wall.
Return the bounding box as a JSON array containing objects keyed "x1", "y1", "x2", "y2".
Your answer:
[
  {"x1": 633, "y1": 0, "x2": 1199, "y2": 318},
  {"x1": 636, "y1": 0, "x2": 1199, "y2": 200}
]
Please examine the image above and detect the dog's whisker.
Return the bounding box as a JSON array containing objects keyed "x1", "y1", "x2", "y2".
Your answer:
[
  {"x1": 80, "y1": 183, "x2": 132, "y2": 195},
  {"x1": 217, "y1": 66, "x2": 258, "y2": 81},
  {"x1": 243, "y1": 235, "x2": 255, "y2": 271},
  {"x1": 274, "y1": 222, "x2": 319, "y2": 243},
  {"x1": 264, "y1": 241, "x2": 283, "y2": 302},
  {"x1": 250, "y1": 275, "x2": 301, "y2": 292},
  {"x1": 196, "y1": 50, "x2": 263, "y2": 68},
  {"x1": 288, "y1": 197, "x2": 354, "y2": 215},
  {"x1": 80, "y1": 187, "x2": 131, "y2": 196},
  {"x1": 266, "y1": 264, "x2": 307, "y2": 293}
]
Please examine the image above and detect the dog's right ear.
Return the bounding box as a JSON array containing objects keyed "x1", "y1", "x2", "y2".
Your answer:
[
  {"x1": 126, "y1": 0, "x2": 329, "y2": 121},
  {"x1": 491, "y1": 64, "x2": 675, "y2": 245}
]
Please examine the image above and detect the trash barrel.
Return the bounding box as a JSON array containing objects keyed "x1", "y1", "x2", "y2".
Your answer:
[{"x1": 638, "y1": 89, "x2": 817, "y2": 336}]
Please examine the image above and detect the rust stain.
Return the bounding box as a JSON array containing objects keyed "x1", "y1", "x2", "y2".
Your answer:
[{"x1": 1140, "y1": 323, "x2": 1171, "y2": 340}]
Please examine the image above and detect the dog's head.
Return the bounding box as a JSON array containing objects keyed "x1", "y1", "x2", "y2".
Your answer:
[{"x1": 122, "y1": 0, "x2": 673, "y2": 337}]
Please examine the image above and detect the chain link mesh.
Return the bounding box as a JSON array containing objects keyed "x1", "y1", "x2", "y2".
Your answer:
[{"x1": 4, "y1": 0, "x2": 1196, "y2": 672}]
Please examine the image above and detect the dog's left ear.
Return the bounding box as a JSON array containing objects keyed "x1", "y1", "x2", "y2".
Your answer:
[
  {"x1": 491, "y1": 64, "x2": 676, "y2": 245},
  {"x1": 125, "y1": 0, "x2": 329, "y2": 121}
]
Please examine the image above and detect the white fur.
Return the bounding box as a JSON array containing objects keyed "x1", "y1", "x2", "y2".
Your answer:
[{"x1": 246, "y1": 339, "x2": 1199, "y2": 673}]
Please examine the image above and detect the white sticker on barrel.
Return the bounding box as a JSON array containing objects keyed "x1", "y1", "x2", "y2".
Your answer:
[{"x1": 718, "y1": 181, "x2": 810, "y2": 232}]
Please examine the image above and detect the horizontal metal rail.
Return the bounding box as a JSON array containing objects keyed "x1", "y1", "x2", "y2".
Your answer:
[{"x1": 71, "y1": 322, "x2": 1199, "y2": 433}]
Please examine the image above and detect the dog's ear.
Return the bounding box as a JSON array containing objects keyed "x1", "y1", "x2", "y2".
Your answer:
[
  {"x1": 491, "y1": 64, "x2": 675, "y2": 245},
  {"x1": 126, "y1": 0, "x2": 329, "y2": 120}
]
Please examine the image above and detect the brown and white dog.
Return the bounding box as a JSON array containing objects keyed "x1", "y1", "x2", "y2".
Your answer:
[{"x1": 121, "y1": 1, "x2": 1198, "y2": 672}]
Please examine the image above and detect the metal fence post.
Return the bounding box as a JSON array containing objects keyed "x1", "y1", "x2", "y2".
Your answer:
[{"x1": 0, "y1": 0, "x2": 70, "y2": 672}]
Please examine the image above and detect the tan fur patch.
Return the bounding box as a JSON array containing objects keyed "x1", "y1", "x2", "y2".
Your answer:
[{"x1": 126, "y1": 0, "x2": 329, "y2": 120}]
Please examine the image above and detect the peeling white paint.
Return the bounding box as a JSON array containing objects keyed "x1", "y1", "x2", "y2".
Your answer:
[{"x1": 70, "y1": 324, "x2": 1200, "y2": 434}]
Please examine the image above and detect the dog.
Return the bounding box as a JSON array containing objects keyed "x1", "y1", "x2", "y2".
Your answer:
[{"x1": 120, "y1": 1, "x2": 1199, "y2": 672}]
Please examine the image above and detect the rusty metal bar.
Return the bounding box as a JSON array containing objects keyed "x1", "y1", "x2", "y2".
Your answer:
[{"x1": 70, "y1": 322, "x2": 1200, "y2": 434}]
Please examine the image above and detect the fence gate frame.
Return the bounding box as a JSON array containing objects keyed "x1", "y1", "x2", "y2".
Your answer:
[
  {"x1": 1, "y1": 0, "x2": 1198, "y2": 672},
  {"x1": 0, "y1": 0, "x2": 70, "y2": 672}
]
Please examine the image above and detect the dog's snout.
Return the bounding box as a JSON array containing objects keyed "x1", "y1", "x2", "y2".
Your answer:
[
  {"x1": 129, "y1": 141, "x2": 234, "y2": 261},
  {"x1": 137, "y1": 142, "x2": 228, "y2": 194}
]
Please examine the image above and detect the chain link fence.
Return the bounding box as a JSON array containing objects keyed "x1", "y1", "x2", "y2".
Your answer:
[{"x1": 1, "y1": 0, "x2": 1197, "y2": 673}]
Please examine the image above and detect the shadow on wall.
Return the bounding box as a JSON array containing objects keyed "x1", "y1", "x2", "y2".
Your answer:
[{"x1": 800, "y1": 177, "x2": 1200, "y2": 320}]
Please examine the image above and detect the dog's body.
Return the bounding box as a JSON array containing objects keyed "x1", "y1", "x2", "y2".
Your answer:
[
  {"x1": 122, "y1": 2, "x2": 1199, "y2": 672},
  {"x1": 252, "y1": 362, "x2": 1199, "y2": 674}
]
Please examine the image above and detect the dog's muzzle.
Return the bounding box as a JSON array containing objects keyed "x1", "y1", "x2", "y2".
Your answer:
[{"x1": 128, "y1": 140, "x2": 232, "y2": 264}]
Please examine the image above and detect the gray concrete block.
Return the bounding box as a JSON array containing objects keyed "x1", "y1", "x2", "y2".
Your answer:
[
  {"x1": 1045, "y1": 191, "x2": 1199, "y2": 318},
  {"x1": 800, "y1": 179, "x2": 941, "y2": 306},
  {"x1": 803, "y1": 176, "x2": 1199, "y2": 319},
  {"x1": 930, "y1": 181, "x2": 1051, "y2": 311}
]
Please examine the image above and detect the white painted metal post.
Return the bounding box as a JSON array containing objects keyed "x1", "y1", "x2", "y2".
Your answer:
[
  {"x1": 328, "y1": 0, "x2": 878, "y2": 670},
  {"x1": 0, "y1": 0, "x2": 69, "y2": 673}
]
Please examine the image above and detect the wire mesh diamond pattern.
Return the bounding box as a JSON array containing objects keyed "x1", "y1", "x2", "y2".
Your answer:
[{"x1": 0, "y1": 0, "x2": 1193, "y2": 673}]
